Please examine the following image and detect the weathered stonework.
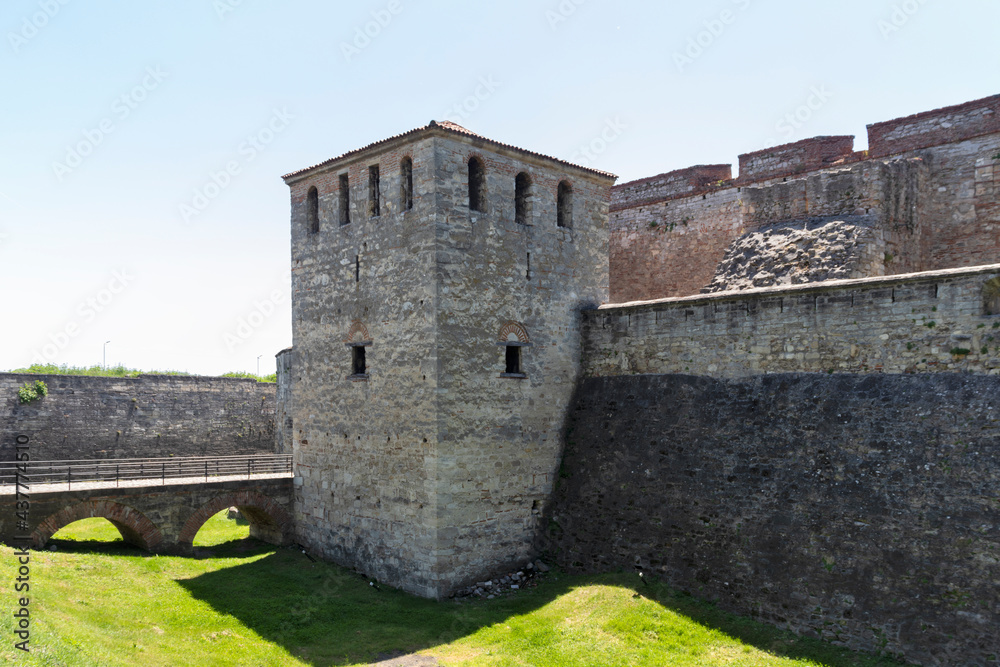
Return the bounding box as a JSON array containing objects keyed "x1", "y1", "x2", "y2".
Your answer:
[
  {"x1": 543, "y1": 373, "x2": 1000, "y2": 666},
  {"x1": 0, "y1": 477, "x2": 294, "y2": 553},
  {"x1": 0, "y1": 374, "x2": 276, "y2": 461},
  {"x1": 271, "y1": 95, "x2": 1000, "y2": 663},
  {"x1": 586, "y1": 265, "x2": 1000, "y2": 379},
  {"x1": 282, "y1": 122, "x2": 615, "y2": 598},
  {"x1": 611, "y1": 94, "x2": 1000, "y2": 301}
]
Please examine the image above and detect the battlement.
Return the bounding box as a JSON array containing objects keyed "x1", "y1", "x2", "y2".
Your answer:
[
  {"x1": 867, "y1": 93, "x2": 1000, "y2": 158},
  {"x1": 609, "y1": 93, "x2": 1000, "y2": 303},
  {"x1": 737, "y1": 135, "x2": 857, "y2": 183},
  {"x1": 610, "y1": 164, "x2": 732, "y2": 212}
]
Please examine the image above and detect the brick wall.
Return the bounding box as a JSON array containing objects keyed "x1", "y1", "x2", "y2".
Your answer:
[
  {"x1": 868, "y1": 94, "x2": 1000, "y2": 159},
  {"x1": 609, "y1": 94, "x2": 1000, "y2": 303},
  {"x1": 0, "y1": 374, "x2": 276, "y2": 460},
  {"x1": 737, "y1": 135, "x2": 856, "y2": 183}
]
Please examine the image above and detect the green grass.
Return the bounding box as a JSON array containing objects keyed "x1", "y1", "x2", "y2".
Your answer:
[
  {"x1": 0, "y1": 517, "x2": 908, "y2": 666},
  {"x1": 6, "y1": 364, "x2": 276, "y2": 382}
]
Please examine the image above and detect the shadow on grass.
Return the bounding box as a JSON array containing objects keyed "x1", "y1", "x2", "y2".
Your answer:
[{"x1": 178, "y1": 546, "x2": 910, "y2": 667}]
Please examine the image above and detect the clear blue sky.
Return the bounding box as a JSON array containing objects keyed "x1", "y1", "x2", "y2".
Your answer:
[{"x1": 1, "y1": 0, "x2": 997, "y2": 376}]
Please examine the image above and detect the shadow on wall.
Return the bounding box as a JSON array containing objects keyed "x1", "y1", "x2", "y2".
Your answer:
[{"x1": 540, "y1": 373, "x2": 1000, "y2": 666}]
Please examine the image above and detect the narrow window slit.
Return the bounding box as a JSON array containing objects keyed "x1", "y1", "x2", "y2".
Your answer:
[
  {"x1": 339, "y1": 174, "x2": 350, "y2": 226},
  {"x1": 468, "y1": 157, "x2": 485, "y2": 212},
  {"x1": 306, "y1": 186, "x2": 319, "y2": 234},
  {"x1": 557, "y1": 181, "x2": 573, "y2": 228},
  {"x1": 400, "y1": 157, "x2": 413, "y2": 211},
  {"x1": 368, "y1": 165, "x2": 380, "y2": 218}
]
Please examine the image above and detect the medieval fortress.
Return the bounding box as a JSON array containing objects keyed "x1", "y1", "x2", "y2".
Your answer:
[
  {"x1": 275, "y1": 93, "x2": 1000, "y2": 664},
  {"x1": 4, "y1": 93, "x2": 1000, "y2": 665}
]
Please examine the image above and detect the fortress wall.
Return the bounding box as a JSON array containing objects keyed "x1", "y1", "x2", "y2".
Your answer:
[
  {"x1": 543, "y1": 372, "x2": 1000, "y2": 665},
  {"x1": 586, "y1": 265, "x2": 1000, "y2": 379},
  {"x1": 0, "y1": 374, "x2": 276, "y2": 461},
  {"x1": 609, "y1": 164, "x2": 732, "y2": 210},
  {"x1": 903, "y1": 133, "x2": 1000, "y2": 272},
  {"x1": 737, "y1": 135, "x2": 856, "y2": 183},
  {"x1": 609, "y1": 95, "x2": 1000, "y2": 302},
  {"x1": 610, "y1": 187, "x2": 742, "y2": 302},
  {"x1": 868, "y1": 94, "x2": 1000, "y2": 159}
]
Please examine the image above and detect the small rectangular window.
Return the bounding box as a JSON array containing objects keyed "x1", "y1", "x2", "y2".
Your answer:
[
  {"x1": 505, "y1": 346, "x2": 520, "y2": 374},
  {"x1": 339, "y1": 174, "x2": 350, "y2": 225},
  {"x1": 368, "y1": 165, "x2": 380, "y2": 218},
  {"x1": 352, "y1": 346, "x2": 366, "y2": 376}
]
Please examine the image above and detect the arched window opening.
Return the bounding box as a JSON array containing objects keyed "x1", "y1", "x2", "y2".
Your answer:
[
  {"x1": 468, "y1": 157, "x2": 485, "y2": 213},
  {"x1": 339, "y1": 173, "x2": 351, "y2": 226},
  {"x1": 497, "y1": 321, "x2": 530, "y2": 379},
  {"x1": 306, "y1": 186, "x2": 319, "y2": 234},
  {"x1": 401, "y1": 157, "x2": 414, "y2": 211},
  {"x1": 515, "y1": 172, "x2": 531, "y2": 225},
  {"x1": 557, "y1": 181, "x2": 573, "y2": 228}
]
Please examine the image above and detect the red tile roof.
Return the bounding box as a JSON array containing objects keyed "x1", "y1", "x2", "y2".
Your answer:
[{"x1": 282, "y1": 121, "x2": 617, "y2": 181}]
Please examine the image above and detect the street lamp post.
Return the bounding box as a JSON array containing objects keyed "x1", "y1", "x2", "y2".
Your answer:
[
  {"x1": 257, "y1": 354, "x2": 263, "y2": 377},
  {"x1": 104, "y1": 341, "x2": 111, "y2": 370}
]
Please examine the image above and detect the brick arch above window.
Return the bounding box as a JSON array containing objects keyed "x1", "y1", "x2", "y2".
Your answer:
[
  {"x1": 498, "y1": 320, "x2": 530, "y2": 344},
  {"x1": 344, "y1": 320, "x2": 372, "y2": 344}
]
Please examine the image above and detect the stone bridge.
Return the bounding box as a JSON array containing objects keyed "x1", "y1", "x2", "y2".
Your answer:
[{"x1": 0, "y1": 462, "x2": 294, "y2": 553}]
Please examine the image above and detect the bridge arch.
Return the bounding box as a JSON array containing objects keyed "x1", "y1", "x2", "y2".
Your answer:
[
  {"x1": 33, "y1": 500, "x2": 164, "y2": 552},
  {"x1": 178, "y1": 489, "x2": 293, "y2": 551}
]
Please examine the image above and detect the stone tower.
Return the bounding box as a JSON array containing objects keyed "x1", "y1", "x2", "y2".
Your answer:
[{"x1": 281, "y1": 121, "x2": 616, "y2": 598}]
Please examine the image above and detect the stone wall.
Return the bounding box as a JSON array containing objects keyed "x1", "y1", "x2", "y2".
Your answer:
[
  {"x1": 609, "y1": 94, "x2": 1000, "y2": 302},
  {"x1": 274, "y1": 348, "x2": 293, "y2": 455},
  {"x1": 542, "y1": 373, "x2": 1000, "y2": 666},
  {"x1": 0, "y1": 374, "x2": 276, "y2": 461},
  {"x1": 587, "y1": 265, "x2": 1000, "y2": 379},
  {"x1": 285, "y1": 131, "x2": 442, "y2": 598},
  {"x1": 283, "y1": 122, "x2": 614, "y2": 598}
]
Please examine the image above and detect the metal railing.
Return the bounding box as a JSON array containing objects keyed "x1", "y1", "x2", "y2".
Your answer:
[{"x1": 0, "y1": 454, "x2": 292, "y2": 489}]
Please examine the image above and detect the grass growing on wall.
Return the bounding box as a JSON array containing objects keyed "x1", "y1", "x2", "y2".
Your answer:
[
  {"x1": 0, "y1": 519, "x2": 907, "y2": 666},
  {"x1": 6, "y1": 364, "x2": 276, "y2": 382}
]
